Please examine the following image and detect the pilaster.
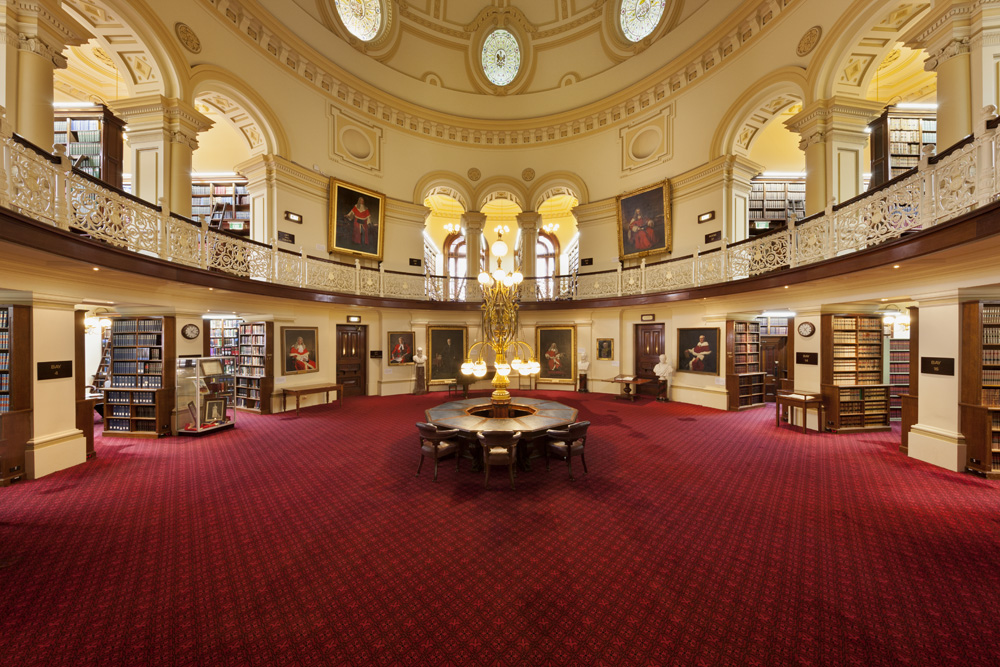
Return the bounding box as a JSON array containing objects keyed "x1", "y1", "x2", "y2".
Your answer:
[{"x1": 462, "y1": 211, "x2": 486, "y2": 279}]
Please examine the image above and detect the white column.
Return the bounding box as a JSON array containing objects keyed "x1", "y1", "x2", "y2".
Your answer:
[
  {"x1": 907, "y1": 294, "x2": 966, "y2": 471},
  {"x1": 517, "y1": 211, "x2": 539, "y2": 302},
  {"x1": 925, "y1": 39, "x2": 972, "y2": 149},
  {"x1": 462, "y1": 211, "x2": 486, "y2": 278},
  {"x1": 0, "y1": 0, "x2": 89, "y2": 147},
  {"x1": 110, "y1": 95, "x2": 212, "y2": 217}
]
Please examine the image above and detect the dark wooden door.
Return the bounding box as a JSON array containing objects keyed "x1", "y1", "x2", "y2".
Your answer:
[
  {"x1": 336, "y1": 325, "x2": 367, "y2": 397},
  {"x1": 761, "y1": 336, "x2": 787, "y2": 402},
  {"x1": 634, "y1": 323, "x2": 665, "y2": 397}
]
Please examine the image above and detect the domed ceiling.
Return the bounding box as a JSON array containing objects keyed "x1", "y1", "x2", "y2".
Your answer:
[{"x1": 266, "y1": 0, "x2": 730, "y2": 118}]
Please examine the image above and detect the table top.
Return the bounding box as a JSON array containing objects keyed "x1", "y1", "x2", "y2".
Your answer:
[
  {"x1": 282, "y1": 383, "x2": 344, "y2": 393},
  {"x1": 425, "y1": 397, "x2": 577, "y2": 436},
  {"x1": 602, "y1": 377, "x2": 653, "y2": 385},
  {"x1": 777, "y1": 392, "x2": 821, "y2": 402}
]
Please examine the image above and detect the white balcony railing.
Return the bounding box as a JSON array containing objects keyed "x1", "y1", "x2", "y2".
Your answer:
[{"x1": 2, "y1": 104, "x2": 998, "y2": 302}]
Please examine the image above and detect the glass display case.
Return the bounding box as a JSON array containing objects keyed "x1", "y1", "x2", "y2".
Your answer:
[{"x1": 175, "y1": 356, "x2": 236, "y2": 435}]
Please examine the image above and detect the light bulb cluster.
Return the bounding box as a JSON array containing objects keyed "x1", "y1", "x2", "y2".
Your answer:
[
  {"x1": 542, "y1": 222, "x2": 559, "y2": 233},
  {"x1": 444, "y1": 222, "x2": 462, "y2": 234}
]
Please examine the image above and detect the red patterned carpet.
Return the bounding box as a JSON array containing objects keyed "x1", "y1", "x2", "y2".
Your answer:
[{"x1": 2, "y1": 391, "x2": 1000, "y2": 666}]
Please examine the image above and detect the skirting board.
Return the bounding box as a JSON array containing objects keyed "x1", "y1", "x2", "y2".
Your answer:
[
  {"x1": 671, "y1": 383, "x2": 727, "y2": 411},
  {"x1": 907, "y1": 424, "x2": 967, "y2": 472},
  {"x1": 26, "y1": 429, "x2": 87, "y2": 480}
]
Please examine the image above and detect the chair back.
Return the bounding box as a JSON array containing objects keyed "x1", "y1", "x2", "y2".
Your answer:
[
  {"x1": 416, "y1": 422, "x2": 458, "y2": 442},
  {"x1": 548, "y1": 420, "x2": 590, "y2": 443},
  {"x1": 477, "y1": 430, "x2": 522, "y2": 455}
]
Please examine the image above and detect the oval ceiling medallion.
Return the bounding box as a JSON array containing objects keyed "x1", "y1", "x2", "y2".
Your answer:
[
  {"x1": 468, "y1": 168, "x2": 482, "y2": 181},
  {"x1": 796, "y1": 26, "x2": 822, "y2": 57},
  {"x1": 482, "y1": 29, "x2": 520, "y2": 87},
  {"x1": 335, "y1": 0, "x2": 382, "y2": 42},
  {"x1": 175, "y1": 23, "x2": 202, "y2": 54},
  {"x1": 620, "y1": 0, "x2": 666, "y2": 43},
  {"x1": 630, "y1": 127, "x2": 661, "y2": 160},
  {"x1": 341, "y1": 128, "x2": 372, "y2": 160}
]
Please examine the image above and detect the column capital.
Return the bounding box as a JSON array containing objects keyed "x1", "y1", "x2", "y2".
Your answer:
[
  {"x1": 516, "y1": 211, "x2": 540, "y2": 229},
  {"x1": 785, "y1": 96, "x2": 886, "y2": 137},
  {"x1": 110, "y1": 95, "x2": 213, "y2": 148},
  {"x1": 461, "y1": 210, "x2": 486, "y2": 230},
  {"x1": 1, "y1": 0, "x2": 90, "y2": 65},
  {"x1": 925, "y1": 37, "x2": 971, "y2": 71}
]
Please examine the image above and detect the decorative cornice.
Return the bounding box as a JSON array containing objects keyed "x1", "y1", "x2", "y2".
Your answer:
[
  {"x1": 924, "y1": 37, "x2": 971, "y2": 71},
  {"x1": 17, "y1": 33, "x2": 66, "y2": 67},
  {"x1": 199, "y1": 0, "x2": 800, "y2": 148}
]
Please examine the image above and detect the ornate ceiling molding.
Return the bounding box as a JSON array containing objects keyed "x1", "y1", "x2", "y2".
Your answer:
[{"x1": 200, "y1": 0, "x2": 799, "y2": 147}]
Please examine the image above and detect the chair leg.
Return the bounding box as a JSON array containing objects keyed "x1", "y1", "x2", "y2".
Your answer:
[
  {"x1": 581, "y1": 451, "x2": 588, "y2": 474},
  {"x1": 509, "y1": 462, "x2": 515, "y2": 489},
  {"x1": 433, "y1": 456, "x2": 440, "y2": 481},
  {"x1": 416, "y1": 454, "x2": 424, "y2": 476},
  {"x1": 484, "y1": 462, "x2": 490, "y2": 488}
]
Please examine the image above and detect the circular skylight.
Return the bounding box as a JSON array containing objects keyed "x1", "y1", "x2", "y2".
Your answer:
[
  {"x1": 334, "y1": 0, "x2": 382, "y2": 42},
  {"x1": 620, "y1": 0, "x2": 666, "y2": 43},
  {"x1": 482, "y1": 30, "x2": 520, "y2": 86}
]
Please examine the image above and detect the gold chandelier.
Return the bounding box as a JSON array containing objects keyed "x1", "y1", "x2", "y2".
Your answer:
[{"x1": 461, "y1": 225, "x2": 540, "y2": 417}]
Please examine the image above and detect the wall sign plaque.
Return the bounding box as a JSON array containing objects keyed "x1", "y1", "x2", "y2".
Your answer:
[
  {"x1": 38, "y1": 360, "x2": 72, "y2": 380},
  {"x1": 921, "y1": 357, "x2": 955, "y2": 376},
  {"x1": 795, "y1": 352, "x2": 818, "y2": 365}
]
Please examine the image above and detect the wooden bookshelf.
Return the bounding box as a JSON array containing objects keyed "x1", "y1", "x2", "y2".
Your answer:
[
  {"x1": 236, "y1": 321, "x2": 273, "y2": 414},
  {"x1": 93, "y1": 324, "x2": 112, "y2": 389},
  {"x1": 53, "y1": 104, "x2": 126, "y2": 188},
  {"x1": 104, "y1": 316, "x2": 175, "y2": 438},
  {"x1": 821, "y1": 314, "x2": 890, "y2": 432},
  {"x1": 868, "y1": 107, "x2": 936, "y2": 188},
  {"x1": 888, "y1": 338, "x2": 910, "y2": 422},
  {"x1": 204, "y1": 317, "x2": 242, "y2": 375},
  {"x1": 726, "y1": 320, "x2": 765, "y2": 410},
  {"x1": 747, "y1": 178, "x2": 805, "y2": 238},
  {"x1": 191, "y1": 179, "x2": 251, "y2": 236},
  {"x1": 756, "y1": 316, "x2": 789, "y2": 336},
  {"x1": 0, "y1": 305, "x2": 32, "y2": 485},
  {"x1": 960, "y1": 301, "x2": 1000, "y2": 478}
]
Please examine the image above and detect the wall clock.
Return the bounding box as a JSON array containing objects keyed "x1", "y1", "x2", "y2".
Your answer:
[
  {"x1": 797, "y1": 321, "x2": 816, "y2": 337},
  {"x1": 181, "y1": 323, "x2": 200, "y2": 340}
]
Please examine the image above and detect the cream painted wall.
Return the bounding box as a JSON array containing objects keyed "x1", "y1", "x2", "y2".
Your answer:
[{"x1": 747, "y1": 118, "x2": 806, "y2": 174}]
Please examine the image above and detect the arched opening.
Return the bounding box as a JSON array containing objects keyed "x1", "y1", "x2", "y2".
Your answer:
[
  {"x1": 444, "y1": 232, "x2": 467, "y2": 300},
  {"x1": 746, "y1": 102, "x2": 805, "y2": 238},
  {"x1": 536, "y1": 191, "x2": 579, "y2": 299},
  {"x1": 535, "y1": 231, "x2": 559, "y2": 300}
]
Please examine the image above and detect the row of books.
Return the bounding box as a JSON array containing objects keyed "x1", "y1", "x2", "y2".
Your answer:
[
  {"x1": 106, "y1": 419, "x2": 158, "y2": 432},
  {"x1": 0, "y1": 395, "x2": 9, "y2": 412},
  {"x1": 111, "y1": 362, "x2": 163, "y2": 375},
  {"x1": 112, "y1": 347, "x2": 162, "y2": 361},
  {"x1": 105, "y1": 391, "x2": 157, "y2": 404},
  {"x1": 0, "y1": 374, "x2": 8, "y2": 391},
  {"x1": 112, "y1": 319, "x2": 163, "y2": 333},
  {"x1": 982, "y1": 307, "x2": 1000, "y2": 323},
  {"x1": 111, "y1": 334, "x2": 162, "y2": 347},
  {"x1": 983, "y1": 326, "x2": 1000, "y2": 345},
  {"x1": 983, "y1": 349, "x2": 1000, "y2": 364},
  {"x1": 983, "y1": 388, "x2": 1000, "y2": 406},
  {"x1": 0, "y1": 351, "x2": 8, "y2": 369},
  {"x1": 0, "y1": 310, "x2": 7, "y2": 328},
  {"x1": 109, "y1": 376, "x2": 163, "y2": 388},
  {"x1": 982, "y1": 369, "x2": 1000, "y2": 383}
]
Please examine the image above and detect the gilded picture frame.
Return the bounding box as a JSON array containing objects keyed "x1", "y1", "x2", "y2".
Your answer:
[
  {"x1": 388, "y1": 331, "x2": 415, "y2": 366},
  {"x1": 677, "y1": 327, "x2": 720, "y2": 376},
  {"x1": 281, "y1": 326, "x2": 320, "y2": 376},
  {"x1": 427, "y1": 326, "x2": 467, "y2": 384},
  {"x1": 617, "y1": 180, "x2": 672, "y2": 261},
  {"x1": 596, "y1": 338, "x2": 614, "y2": 361},
  {"x1": 328, "y1": 179, "x2": 386, "y2": 261},
  {"x1": 536, "y1": 326, "x2": 576, "y2": 384}
]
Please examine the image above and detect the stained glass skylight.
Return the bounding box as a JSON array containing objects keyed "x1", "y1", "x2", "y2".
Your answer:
[
  {"x1": 482, "y1": 30, "x2": 520, "y2": 86},
  {"x1": 620, "y1": 0, "x2": 665, "y2": 43},
  {"x1": 335, "y1": 0, "x2": 382, "y2": 42}
]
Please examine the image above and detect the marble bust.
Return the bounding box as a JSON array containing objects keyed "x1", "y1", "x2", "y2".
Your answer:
[
  {"x1": 413, "y1": 347, "x2": 427, "y2": 365},
  {"x1": 579, "y1": 352, "x2": 590, "y2": 374},
  {"x1": 653, "y1": 354, "x2": 673, "y2": 380}
]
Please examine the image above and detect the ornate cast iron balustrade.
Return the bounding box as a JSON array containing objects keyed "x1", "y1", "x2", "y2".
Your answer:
[{"x1": 2, "y1": 104, "x2": 999, "y2": 302}]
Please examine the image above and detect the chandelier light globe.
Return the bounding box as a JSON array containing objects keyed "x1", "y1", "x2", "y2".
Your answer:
[
  {"x1": 510, "y1": 357, "x2": 522, "y2": 369},
  {"x1": 512, "y1": 271, "x2": 523, "y2": 284},
  {"x1": 492, "y1": 268, "x2": 506, "y2": 282},
  {"x1": 474, "y1": 360, "x2": 488, "y2": 377},
  {"x1": 502, "y1": 274, "x2": 514, "y2": 288},
  {"x1": 461, "y1": 361, "x2": 474, "y2": 375},
  {"x1": 530, "y1": 360, "x2": 541, "y2": 374},
  {"x1": 491, "y1": 239, "x2": 508, "y2": 258},
  {"x1": 496, "y1": 363, "x2": 511, "y2": 377},
  {"x1": 478, "y1": 271, "x2": 492, "y2": 285}
]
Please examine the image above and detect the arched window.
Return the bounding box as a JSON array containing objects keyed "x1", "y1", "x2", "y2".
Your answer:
[
  {"x1": 445, "y1": 233, "x2": 467, "y2": 300},
  {"x1": 620, "y1": 0, "x2": 666, "y2": 43},
  {"x1": 334, "y1": 0, "x2": 383, "y2": 41},
  {"x1": 536, "y1": 232, "x2": 559, "y2": 300}
]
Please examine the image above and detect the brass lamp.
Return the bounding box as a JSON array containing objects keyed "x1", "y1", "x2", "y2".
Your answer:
[{"x1": 460, "y1": 226, "x2": 540, "y2": 417}]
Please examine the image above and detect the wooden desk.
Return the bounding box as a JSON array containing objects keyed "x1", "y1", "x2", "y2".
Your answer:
[
  {"x1": 282, "y1": 383, "x2": 344, "y2": 417},
  {"x1": 602, "y1": 377, "x2": 652, "y2": 401},
  {"x1": 776, "y1": 393, "x2": 823, "y2": 434}
]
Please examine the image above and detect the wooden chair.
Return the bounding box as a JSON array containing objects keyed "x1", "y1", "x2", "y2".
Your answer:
[
  {"x1": 545, "y1": 421, "x2": 591, "y2": 481},
  {"x1": 415, "y1": 422, "x2": 462, "y2": 481},
  {"x1": 477, "y1": 430, "x2": 522, "y2": 489}
]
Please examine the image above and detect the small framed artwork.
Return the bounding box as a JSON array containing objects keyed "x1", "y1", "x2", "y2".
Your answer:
[
  {"x1": 203, "y1": 398, "x2": 226, "y2": 424},
  {"x1": 596, "y1": 338, "x2": 614, "y2": 361},
  {"x1": 617, "y1": 180, "x2": 672, "y2": 260},
  {"x1": 388, "y1": 331, "x2": 415, "y2": 366},
  {"x1": 537, "y1": 326, "x2": 576, "y2": 384},
  {"x1": 200, "y1": 359, "x2": 224, "y2": 376},
  {"x1": 328, "y1": 179, "x2": 385, "y2": 260},
  {"x1": 282, "y1": 326, "x2": 319, "y2": 375},
  {"x1": 427, "y1": 326, "x2": 467, "y2": 384},
  {"x1": 677, "y1": 327, "x2": 720, "y2": 375}
]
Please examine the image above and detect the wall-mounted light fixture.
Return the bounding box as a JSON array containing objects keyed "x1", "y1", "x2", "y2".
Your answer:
[
  {"x1": 347, "y1": 315, "x2": 361, "y2": 323},
  {"x1": 284, "y1": 211, "x2": 303, "y2": 223},
  {"x1": 697, "y1": 211, "x2": 715, "y2": 223}
]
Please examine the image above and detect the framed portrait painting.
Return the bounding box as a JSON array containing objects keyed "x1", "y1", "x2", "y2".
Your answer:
[
  {"x1": 677, "y1": 327, "x2": 720, "y2": 375},
  {"x1": 328, "y1": 179, "x2": 385, "y2": 261},
  {"x1": 388, "y1": 331, "x2": 415, "y2": 366},
  {"x1": 281, "y1": 326, "x2": 319, "y2": 376},
  {"x1": 536, "y1": 326, "x2": 576, "y2": 384},
  {"x1": 617, "y1": 180, "x2": 672, "y2": 261},
  {"x1": 596, "y1": 338, "x2": 614, "y2": 361},
  {"x1": 427, "y1": 326, "x2": 467, "y2": 384}
]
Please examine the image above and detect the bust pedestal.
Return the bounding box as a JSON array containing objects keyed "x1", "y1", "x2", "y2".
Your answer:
[
  {"x1": 578, "y1": 373, "x2": 588, "y2": 392},
  {"x1": 414, "y1": 366, "x2": 427, "y2": 395},
  {"x1": 657, "y1": 379, "x2": 669, "y2": 402}
]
